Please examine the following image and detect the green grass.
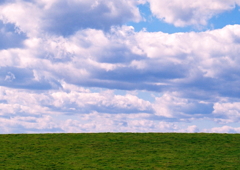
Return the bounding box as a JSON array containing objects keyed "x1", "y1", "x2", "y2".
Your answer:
[{"x1": 0, "y1": 133, "x2": 240, "y2": 169}]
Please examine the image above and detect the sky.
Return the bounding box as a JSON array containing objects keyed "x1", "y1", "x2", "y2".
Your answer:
[{"x1": 0, "y1": 0, "x2": 240, "y2": 134}]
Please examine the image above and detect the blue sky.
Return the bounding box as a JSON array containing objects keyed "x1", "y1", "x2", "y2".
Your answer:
[{"x1": 0, "y1": 0, "x2": 240, "y2": 134}]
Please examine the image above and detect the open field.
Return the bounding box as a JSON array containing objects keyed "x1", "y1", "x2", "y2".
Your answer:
[{"x1": 0, "y1": 133, "x2": 240, "y2": 169}]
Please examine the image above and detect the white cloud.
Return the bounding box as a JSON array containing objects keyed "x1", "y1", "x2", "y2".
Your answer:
[
  {"x1": 186, "y1": 125, "x2": 199, "y2": 133},
  {"x1": 1, "y1": 2, "x2": 239, "y2": 94},
  {"x1": 205, "y1": 126, "x2": 240, "y2": 133},
  {"x1": 135, "y1": 25, "x2": 240, "y2": 98},
  {"x1": 0, "y1": 115, "x2": 60, "y2": 133},
  {"x1": 0, "y1": 24, "x2": 239, "y2": 133},
  {"x1": 213, "y1": 101, "x2": 240, "y2": 123},
  {"x1": 0, "y1": 0, "x2": 142, "y2": 36},
  {"x1": 60, "y1": 112, "x2": 180, "y2": 133},
  {"x1": 0, "y1": 0, "x2": 240, "y2": 133},
  {"x1": 0, "y1": 1, "x2": 41, "y2": 36},
  {"x1": 153, "y1": 92, "x2": 213, "y2": 118},
  {"x1": 0, "y1": 84, "x2": 153, "y2": 116},
  {"x1": 49, "y1": 89, "x2": 153, "y2": 114},
  {"x1": 147, "y1": 0, "x2": 239, "y2": 27}
]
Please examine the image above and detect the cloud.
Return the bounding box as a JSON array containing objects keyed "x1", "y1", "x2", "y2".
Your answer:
[
  {"x1": 0, "y1": 115, "x2": 61, "y2": 134},
  {"x1": 0, "y1": 66, "x2": 61, "y2": 90},
  {"x1": 1, "y1": 25, "x2": 240, "y2": 87},
  {"x1": 1, "y1": 24, "x2": 240, "y2": 112},
  {"x1": 0, "y1": 0, "x2": 240, "y2": 133},
  {"x1": 153, "y1": 92, "x2": 214, "y2": 118},
  {"x1": 205, "y1": 126, "x2": 240, "y2": 133},
  {"x1": 0, "y1": 84, "x2": 153, "y2": 117},
  {"x1": 48, "y1": 25, "x2": 240, "y2": 98},
  {"x1": 0, "y1": 0, "x2": 142, "y2": 36},
  {"x1": 1, "y1": 2, "x2": 239, "y2": 94},
  {"x1": 213, "y1": 101, "x2": 240, "y2": 124},
  {"x1": 147, "y1": 0, "x2": 239, "y2": 27},
  {"x1": 49, "y1": 90, "x2": 153, "y2": 114}
]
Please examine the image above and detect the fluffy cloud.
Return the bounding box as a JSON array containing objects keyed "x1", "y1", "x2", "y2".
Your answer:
[
  {"x1": 147, "y1": 0, "x2": 240, "y2": 27},
  {"x1": 0, "y1": 0, "x2": 142, "y2": 36},
  {"x1": 213, "y1": 101, "x2": 240, "y2": 123},
  {"x1": 153, "y1": 92, "x2": 213, "y2": 118},
  {"x1": 205, "y1": 126, "x2": 240, "y2": 133},
  {"x1": 0, "y1": 116, "x2": 60, "y2": 134},
  {"x1": 0, "y1": 85, "x2": 153, "y2": 116},
  {"x1": 1, "y1": 25, "x2": 240, "y2": 130},
  {"x1": 0, "y1": 0, "x2": 240, "y2": 133}
]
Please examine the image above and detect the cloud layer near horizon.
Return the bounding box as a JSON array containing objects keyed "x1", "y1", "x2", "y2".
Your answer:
[{"x1": 0, "y1": 0, "x2": 240, "y2": 133}]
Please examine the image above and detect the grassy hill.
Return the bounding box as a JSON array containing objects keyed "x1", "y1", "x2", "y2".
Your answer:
[{"x1": 0, "y1": 133, "x2": 240, "y2": 169}]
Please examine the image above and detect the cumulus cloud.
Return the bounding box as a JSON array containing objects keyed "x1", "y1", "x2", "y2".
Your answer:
[
  {"x1": 212, "y1": 101, "x2": 240, "y2": 124},
  {"x1": 153, "y1": 92, "x2": 213, "y2": 118},
  {"x1": 205, "y1": 126, "x2": 240, "y2": 133},
  {"x1": 0, "y1": 115, "x2": 61, "y2": 134},
  {"x1": 0, "y1": 0, "x2": 142, "y2": 36},
  {"x1": 0, "y1": 84, "x2": 153, "y2": 119},
  {"x1": 147, "y1": 0, "x2": 240, "y2": 27},
  {"x1": 1, "y1": 24, "x2": 240, "y2": 133},
  {"x1": 0, "y1": 0, "x2": 240, "y2": 133},
  {"x1": 41, "y1": 24, "x2": 240, "y2": 97}
]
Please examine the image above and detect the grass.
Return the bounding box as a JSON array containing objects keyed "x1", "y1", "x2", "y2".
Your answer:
[{"x1": 0, "y1": 133, "x2": 240, "y2": 169}]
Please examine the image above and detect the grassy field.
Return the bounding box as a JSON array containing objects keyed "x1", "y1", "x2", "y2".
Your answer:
[{"x1": 0, "y1": 133, "x2": 240, "y2": 169}]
